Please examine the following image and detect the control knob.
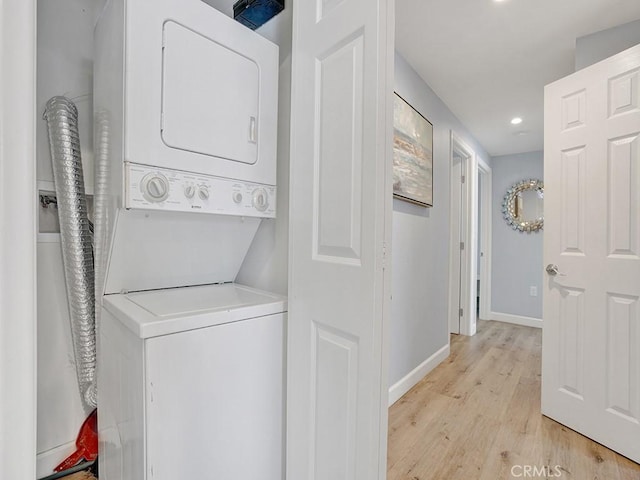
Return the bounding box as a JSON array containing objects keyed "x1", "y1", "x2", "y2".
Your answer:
[
  {"x1": 232, "y1": 192, "x2": 243, "y2": 204},
  {"x1": 141, "y1": 173, "x2": 170, "y2": 203},
  {"x1": 252, "y1": 188, "x2": 269, "y2": 212},
  {"x1": 184, "y1": 184, "x2": 196, "y2": 199},
  {"x1": 198, "y1": 185, "x2": 210, "y2": 201}
]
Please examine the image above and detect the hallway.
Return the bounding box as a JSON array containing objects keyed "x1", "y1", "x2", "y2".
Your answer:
[{"x1": 387, "y1": 320, "x2": 640, "y2": 480}]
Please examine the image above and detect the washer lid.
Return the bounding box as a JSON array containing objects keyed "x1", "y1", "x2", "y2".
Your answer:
[{"x1": 103, "y1": 283, "x2": 287, "y2": 338}]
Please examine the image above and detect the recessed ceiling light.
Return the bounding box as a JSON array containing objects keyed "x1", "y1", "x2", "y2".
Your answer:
[{"x1": 511, "y1": 117, "x2": 523, "y2": 125}]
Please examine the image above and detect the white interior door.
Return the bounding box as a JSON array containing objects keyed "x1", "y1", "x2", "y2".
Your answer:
[
  {"x1": 543, "y1": 44, "x2": 640, "y2": 463},
  {"x1": 287, "y1": 0, "x2": 393, "y2": 478}
]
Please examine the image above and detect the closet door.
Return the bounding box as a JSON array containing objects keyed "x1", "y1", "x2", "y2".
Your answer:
[{"x1": 287, "y1": 0, "x2": 394, "y2": 478}]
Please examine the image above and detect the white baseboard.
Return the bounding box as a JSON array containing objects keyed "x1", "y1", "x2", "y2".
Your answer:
[
  {"x1": 490, "y1": 311, "x2": 542, "y2": 329},
  {"x1": 36, "y1": 441, "x2": 75, "y2": 479},
  {"x1": 388, "y1": 344, "x2": 450, "y2": 407}
]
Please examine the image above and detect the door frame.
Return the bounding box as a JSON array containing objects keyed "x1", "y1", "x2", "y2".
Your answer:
[
  {"x1": 0, "y1": 0, "x2": 38, "y2": 477},
  {"x1": 448, "y1": 131, "x2": 489, "y2": 336},
  {"x1": 378, "y1": 0, "x2": 395, "y2": 473}
]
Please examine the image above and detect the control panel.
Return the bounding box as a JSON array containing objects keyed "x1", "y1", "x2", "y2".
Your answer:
[{"x1": 126, "y1": 163, "x2": 276, "y2": 218}]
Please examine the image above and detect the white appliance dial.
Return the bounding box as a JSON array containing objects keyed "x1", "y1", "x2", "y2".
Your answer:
[
  {"x1": 232, "y1": 192, "x2": 243, "y2": 204},
  {"x1": 252, "y1": 188, "x2": 269, "y2": 212},
  {"x1": 184, "y1": 184, "x2": 196, "y2": 199},
  {"x1": 141, "y1": 173, "x2": 170, "y2": 202},
  {"x1": 198, "y1": 185, "x2": 210, "y2": 200}
]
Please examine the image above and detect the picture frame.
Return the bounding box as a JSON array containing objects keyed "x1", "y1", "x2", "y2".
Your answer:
[{"x1": 392, "y1": 92, "x2": 434, "y2": 207}]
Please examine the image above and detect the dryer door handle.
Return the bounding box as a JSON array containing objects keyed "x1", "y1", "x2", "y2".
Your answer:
[{"x1": 249, "y1": 116, "x2": 257, "y2": 144}]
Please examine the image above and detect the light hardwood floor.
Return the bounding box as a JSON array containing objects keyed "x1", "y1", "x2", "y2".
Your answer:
[{"x1": 387, "y1": 320, "x2": 640, "y2": 480}]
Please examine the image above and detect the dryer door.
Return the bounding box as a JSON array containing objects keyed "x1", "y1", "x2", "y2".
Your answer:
[
  {"x1": 120, "y1": 1, "x2": 278, "y2": 186},
  {"x1": 161, "y1": 21, "x2": 259, "y2": 165}
]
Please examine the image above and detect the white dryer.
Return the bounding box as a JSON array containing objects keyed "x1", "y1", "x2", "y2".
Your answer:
[
  {"x1": 94, "y1": 0, "x2": 279, "y2": 294},
  {"x1": 95, "y1": 0, "x2": 278, "y2": 185}
]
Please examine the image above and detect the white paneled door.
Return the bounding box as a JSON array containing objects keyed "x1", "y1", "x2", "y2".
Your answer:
[
  {"x1": 543, "y1": 44, "x2": 640, "y2": 463},
  {"x1": 287, "y1": 0, "x2": 393, "y2": 478}
]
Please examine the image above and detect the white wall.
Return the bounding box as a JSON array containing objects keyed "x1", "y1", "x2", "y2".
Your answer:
[
  {"x1": 0, "y1": 1, "x2": 38, "y2": 477},
  {"x1": 236, "y1": 4, "x2": 292, "y2": 295},
  {"x1": 390, "y1": 53, "x2": 490, "y2": 391},
  {"x1": 575, "y1": 19, "x2": 640, "y2": 71},
  {"x1": 36, "y1": 1, "x2": 97, "y2": 476},
  {"x1": 490, "y1": 151, "x2": 543, "y2": 320}
]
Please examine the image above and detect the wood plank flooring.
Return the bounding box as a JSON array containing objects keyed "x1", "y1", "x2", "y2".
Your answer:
[{"x1": 387, "y1": 320, "x2": 640, "y2": 480}]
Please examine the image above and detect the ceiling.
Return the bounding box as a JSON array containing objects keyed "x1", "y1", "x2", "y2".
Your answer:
[{"x1": 396, "y1": 0, "x2": 640, "y2": 157}]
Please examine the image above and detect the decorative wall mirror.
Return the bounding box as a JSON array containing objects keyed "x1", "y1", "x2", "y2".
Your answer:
[{"x1": 502, "y1": 179, "x2": 544, "y2": 233}]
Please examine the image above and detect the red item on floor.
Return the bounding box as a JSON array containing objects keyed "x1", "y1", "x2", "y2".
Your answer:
[{"x1": 54, "y1": 409, "x2": 98, "y2": 472}]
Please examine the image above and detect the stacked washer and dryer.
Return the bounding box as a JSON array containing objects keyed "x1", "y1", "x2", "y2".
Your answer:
[{"x1": 94, "y1": 0, "x2": 284, "y2": 478}]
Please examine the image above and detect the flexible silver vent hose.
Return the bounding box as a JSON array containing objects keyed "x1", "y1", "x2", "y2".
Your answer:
[
  {"x1": 44, "y1": 96, "x2": 97, "y2": 411},
  {"x1": 93, "y1": 108, "x2": 111, "y2": 378}
]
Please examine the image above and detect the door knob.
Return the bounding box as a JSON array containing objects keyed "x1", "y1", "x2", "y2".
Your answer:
[{"x1": 546, "y1": 264, "x2": 559, "y2": 276}]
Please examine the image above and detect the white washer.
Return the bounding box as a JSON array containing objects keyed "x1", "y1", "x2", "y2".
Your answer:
[{"x1": 100, "y1": 283, "x2": 286, "y2": 480}]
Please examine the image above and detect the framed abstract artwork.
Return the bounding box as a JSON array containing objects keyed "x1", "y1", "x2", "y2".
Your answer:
[{"x1": 392, "y1": 93, "x2": 433, "y2": 207}]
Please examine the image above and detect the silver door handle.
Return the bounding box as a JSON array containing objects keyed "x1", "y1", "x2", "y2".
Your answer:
[{"x1": 546, "y1": 264, "x2": 559, "y2": 276}]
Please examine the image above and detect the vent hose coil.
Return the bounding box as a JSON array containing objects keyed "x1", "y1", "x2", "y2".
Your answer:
[{"x1": 44, "y1": 96, "x2": 97, "y2": 410}]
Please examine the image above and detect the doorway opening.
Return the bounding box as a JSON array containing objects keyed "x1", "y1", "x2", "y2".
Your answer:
[
  {"x1": 448, "y1": 132, "x2": 491, "y2": 336},
  {"x1": 477, "y1": 160, "x2": 492, "y2": 321}
]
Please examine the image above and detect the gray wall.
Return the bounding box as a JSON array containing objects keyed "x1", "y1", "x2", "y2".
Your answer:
[
  {"x1": 491, "y1": 151, "x2": 543, "y2": 319},
  {"x1": 390, "y1": 53, "x2": 490, "y2": 387},
  {"x1": 575, "y1": 19, "x2": 640, "y2": 70}
]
